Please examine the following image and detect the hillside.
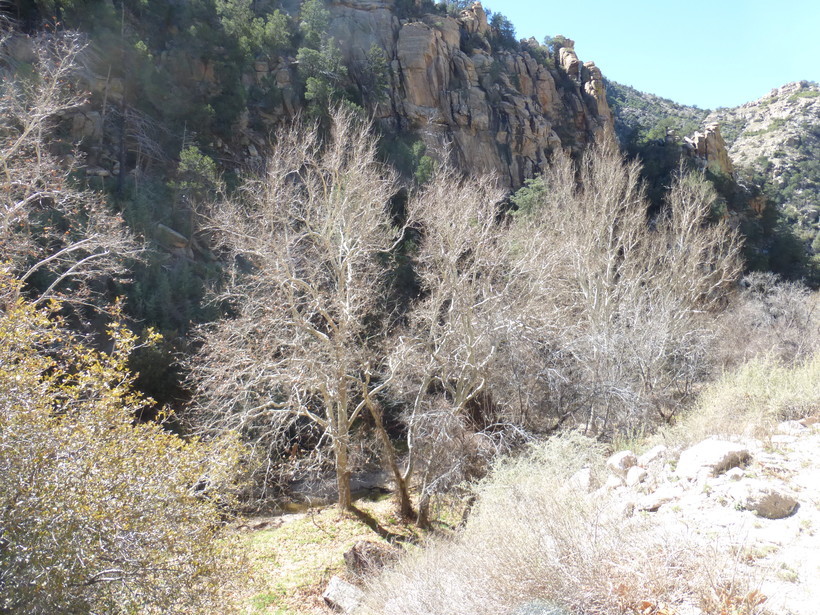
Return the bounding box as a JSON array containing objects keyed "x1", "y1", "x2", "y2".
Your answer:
[
  {"x1": 708, "y1": 82, "x2": 820, "y2": 271},
  {"x1": 605, "y1": 78, "x2": 819, "y2": 283},
  {"x1": 246, "y1": 353, "x2": 820, "y2": 615},
  {"x1": 606, "y1": 79, "x2": 709, "y2": 145},
  {"x1": 4, "y1": 3, "x2": 820, "y2": 614}
]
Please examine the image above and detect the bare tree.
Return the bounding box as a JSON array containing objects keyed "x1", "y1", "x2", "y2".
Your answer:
[
  {"x1": 392, "y1": 141, "x2": 743, "y2": 521},
  {"x1": 389, "y1": 167, "x2": 534, "y2": 525},
  {"x1": 0, "y1": 30, "x2": 139, "y2": 310},
  {"x1": 714, "y1": 272, "x2": 819, "y2": 368},
  {"x1": 189, "y1": 108, "x2": 408, "y2": 512},
  {"x1": 516, "y1": 141, "x2": 743, "y2": 431}
]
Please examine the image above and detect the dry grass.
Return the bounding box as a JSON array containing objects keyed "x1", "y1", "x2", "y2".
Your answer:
[
  {"x1": 360, "y1": 433, "x2": 760, "y2": 615},
  {"x1": 660, "y1": 352, "x2": 820, "y2": 450}
]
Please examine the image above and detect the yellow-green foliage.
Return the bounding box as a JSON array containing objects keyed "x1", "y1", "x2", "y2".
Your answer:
[
  {"x1": 0, "y1": 273, "x2": 243, "y2": 614},
  {"x1": 664, "y1": 353, "x2": 820, "y2": 447}
]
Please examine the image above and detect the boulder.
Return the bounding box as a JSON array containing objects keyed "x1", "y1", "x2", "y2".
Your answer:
[
  {"x1": 70, "y1": 111, "x2": 103, "y2": 141},
  {"x1": 638, "y1": 445, "x2": 667, "y2": 467},
  {"x1": 607, "y1": 450, "x2": 637, "y2": 477},
  {"x1": 343, "y1": 540, "x2": 401, "y2": 576},
  {"x1": 625, "y1": 466, "x2": 648, "y2": 487},
  {"x1": 322, "y1": 576, "x2": 364, "y2": 614},
  {"x1": 729, "y1": 481, "x2": 799, "y2": 519},
  {"x1": 638, "y1": 485, "x2": 683, "y2": 512},
  {"x1": 676, "y1": 439, "x2": 750, "y2": 480},
  {"x1": 778, "y1": 420, "x2": 808, "y2": 435},
  {"x1": 155, "y1": 223, "x2": 189, "y2": 250}
]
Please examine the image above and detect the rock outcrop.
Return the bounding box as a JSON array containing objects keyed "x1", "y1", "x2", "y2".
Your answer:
[
  {"x1": 322, "y1": 575, "x2": 364, "y2": 613},
  {"x1": 706, "y1": 81, "x2": 820, "y2": 174},
  {"x1": 328, "y1": 1, "x2": 613, "y2": 187},
  {"x1": 683, "y1": 123, "x2": 734, "y2": 175},
  {"x1": 60, "y1": 1, "x2": 612, "y2": 190}
]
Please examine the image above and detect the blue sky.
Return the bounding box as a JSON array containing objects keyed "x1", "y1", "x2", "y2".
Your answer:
[{"x1": 487, "y1": 0, "x2": 820, "y2": 110}]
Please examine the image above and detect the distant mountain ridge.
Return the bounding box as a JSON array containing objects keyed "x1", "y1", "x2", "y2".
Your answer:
[
  {"x1": 708, "y1": 81, "x2": 820, "y2": 276},
  {"x1": 707, "y1": 81, "x2": 820, "y2": 160},
  {"x1": 606, "y1": 79, "x2": 820, "y2": 282}
]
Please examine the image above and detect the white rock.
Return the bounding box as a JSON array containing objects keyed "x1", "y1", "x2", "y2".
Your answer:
[
  {"x1": 638, "y1": 485, "x2": 683, "y2": 512},
  {"x1": 778, "y1": 420, "x2": 808, "y2": 435},
  {"x1": 725, "y1": 467, "x2": 745, "y2": 481},
  {"x1": 638, "y1": 444, "x2": 667, "y2": 467},
  {"x1": 676, "y1": 439, "x2": 751, "y2": 480},
  {"x1": 604, "y1": 475, "x2": 624, "y2": 490},
  {"x1": 626, "y1": 466, "x2": 648, "y2": 487},
  {"x1": 607, "y1": 450, "x2": 637, "y2": 477},
  {"x1": 323, "y1": 575, "x2": 364, "y2": 614}
]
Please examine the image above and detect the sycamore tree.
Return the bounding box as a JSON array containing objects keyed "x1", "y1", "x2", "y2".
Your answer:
[
  {"x1": 0, "y1": 31, "x2": 139, "y2": 310},
  {"x1": 389, "y1": 142, "x2": 743, "y2": 525},
  {"x1": 512, "y1": 141, "x2": 743, "y2": 431},
  {"x1": 190, "y1": 108, "x2": 408, "y2": 512},
  {"x1": 0, "y1": 272, "x2": 244, "y2": 615}
]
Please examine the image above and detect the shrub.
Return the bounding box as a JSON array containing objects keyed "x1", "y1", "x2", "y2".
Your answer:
[
  {"x1": 489, "y1": 12, "x2": 517, "y2": 50},
  {"x1": 714, "y1": 272, "x2": 819, "y2": 367},
  {"x1": 362, "y1": 433, "x2": 756, "y2": 615},
  {"x1": 0, "y1": 273, "x2": 244, "y2": 614}
]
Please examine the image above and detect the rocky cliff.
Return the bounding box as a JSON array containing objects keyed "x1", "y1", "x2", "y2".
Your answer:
[
  {"x1": 47, "y1": 1, "x2": 613, "y2": 189},
  {"x1": 683, "y1": 123, "x2": 734, "y2": 176},
  {"x1": 66, "y1": 0, "x2": 612, "y2": 190},
  {"x1": 327, "y1": 1, "x2": 613, "y2": 187}
]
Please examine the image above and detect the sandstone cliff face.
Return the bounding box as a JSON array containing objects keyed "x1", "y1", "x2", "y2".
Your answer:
[
  {"x1": 66, "y1": 1, "x2": 612, "y2": 189},
  {"x1": 328, "y1": 1, "x2": 614, "y2": 188}
]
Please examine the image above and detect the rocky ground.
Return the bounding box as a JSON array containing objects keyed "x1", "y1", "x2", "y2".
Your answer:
[
  {"x1": 600, "y1": 417, "x2": 820, "y2": 615},
  {"x1": 246, "y1": 416, "x2": 820, "y2": 615},
  {"x1": 319, "y1": 417, "x2": 820, "y2": 615}
]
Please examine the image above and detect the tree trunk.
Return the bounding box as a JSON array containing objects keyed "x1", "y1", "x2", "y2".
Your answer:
[
  {"x1": 367, "y1": 399, "x2": 415, "y2": 521},
  {"x1": 334, "y1": 435, "x2": 353, "y2": 511},
  {"x1": 416, "y1": 490, "x2": 431, "y2": 529}
]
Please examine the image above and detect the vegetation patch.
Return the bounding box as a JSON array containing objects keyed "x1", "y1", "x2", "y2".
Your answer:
[
  {"x1": 238, "y1": 499, "x2": 422, "y2": 614},
  {"x1": 789, "y1": 89, "x2": 820, "y2": 101}
]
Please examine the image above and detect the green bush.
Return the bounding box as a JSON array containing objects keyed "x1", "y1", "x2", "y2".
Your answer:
[
  {"x1": 489, "y1": 12, "x2": 517, "y2": 50},
  {"x1": 216, "y1": 0, "x2": 291, "y2": 60},
  {"x1": 299, "y1": 0, "x2": 331, "y2": 49}
]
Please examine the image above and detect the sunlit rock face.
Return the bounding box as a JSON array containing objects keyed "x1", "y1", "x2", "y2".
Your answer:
[{"x1": 328, "y1": 1, "x2": 614, "y2": 188}]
